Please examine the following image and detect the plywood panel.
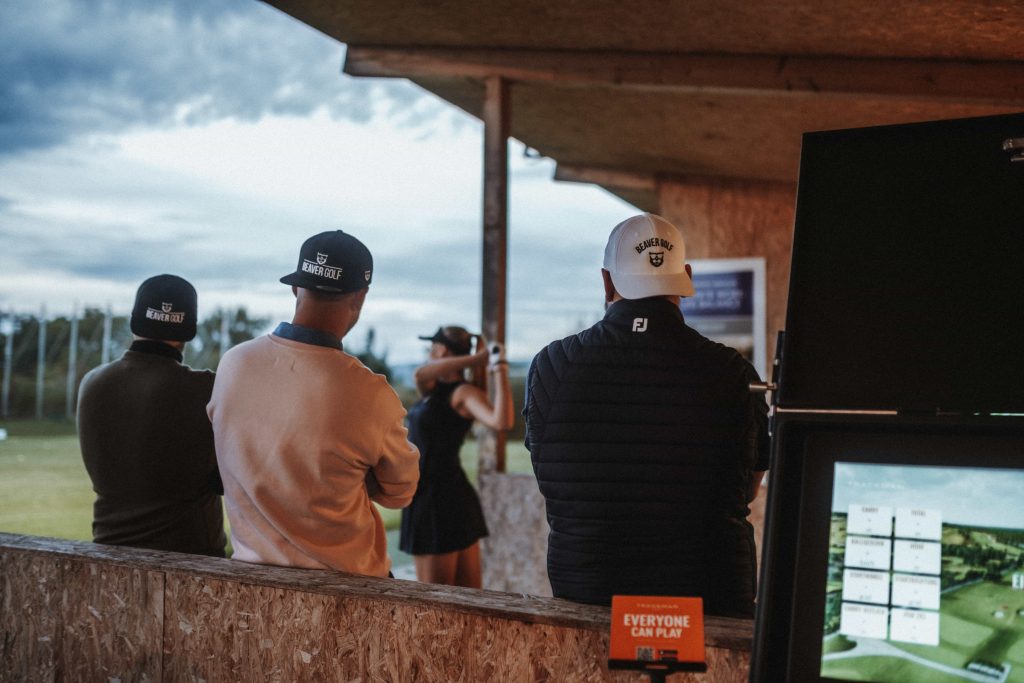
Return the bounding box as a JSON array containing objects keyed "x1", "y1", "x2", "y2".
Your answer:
[
  {"x1": 164, "y1": 574, "x2": 344, "y2": 681},
  {"x1": 659, "y1": 176, "x2": 796, "y2": 367},
  {"x1": 0, "y1": 548, "x2": 60, "y2": 682},
  {"x1": 164, "y1": 572, "x2": 743, "y2": 682},
  {"x1": 411, "y1": 75, "x2": 1023, "y2": 190},
  {"x1": 479, "y1": 472, "x2": 552, "y2": 597},
  {"x1": 2, "y1": 535, "x2": 755, "y2": 682},
  {"x1": 273, "y1": 0, "x2": 1024, "y2": 62},
  {"x1": 59, "y1": 559, "x2": 164, "y2": 682}
]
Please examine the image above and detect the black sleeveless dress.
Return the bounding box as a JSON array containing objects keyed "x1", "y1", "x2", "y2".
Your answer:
[{"x1": 399, "y1": 380, "x2": 489, "y2": 555}]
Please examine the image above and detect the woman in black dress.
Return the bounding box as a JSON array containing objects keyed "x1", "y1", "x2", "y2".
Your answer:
[{"x1": 399, "y1": 325, "x2": 514, "y2": 587}]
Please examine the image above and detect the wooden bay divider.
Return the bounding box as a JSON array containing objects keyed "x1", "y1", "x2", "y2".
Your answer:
[{"x1": 0, "y1": 532, "x2": 753, "y2": 682}]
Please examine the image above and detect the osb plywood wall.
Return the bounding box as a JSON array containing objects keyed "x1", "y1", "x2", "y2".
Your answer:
[
  {"x1": 479, "y1": 472, "x2": 551, "y2": 597},
  {"x1": 659, "y1": 176, "x2": 797, "y2": 368},
  {"x1": 0, "y1": 534, "x2": 753, "y2": 682}
]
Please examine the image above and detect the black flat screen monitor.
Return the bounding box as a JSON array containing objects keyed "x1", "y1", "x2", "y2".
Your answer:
[
  {"x1": 778, "y1": 112, "x2": 1024, "y2": 413},
  {"x1": 761, "y1": 425, "x2": 1024, "y2": 682}
]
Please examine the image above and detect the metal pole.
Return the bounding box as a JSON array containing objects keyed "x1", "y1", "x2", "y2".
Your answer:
[
  {"x1": 480, "y1": 74, "x2": 510, "y2": 474},
  {"x1": 35, "y1": 305, "x2": 46, "y2": 420},
  {"x1": 66, "y1": 302, "x2": 79, "y2": 419},
  {"x1": 1, "y1": 310, "x2": 13, "y2": 418},
  {"x1": 101, "y1": 304, "x2": 112, "y2": 365},
  {"x1": 220, "y1": 307, "x2": 231, "y2": 359}
]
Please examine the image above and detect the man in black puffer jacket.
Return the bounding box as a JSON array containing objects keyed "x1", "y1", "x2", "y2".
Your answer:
[{"x1": 525, "y1": 213, "x2": 769, "y2": 617}]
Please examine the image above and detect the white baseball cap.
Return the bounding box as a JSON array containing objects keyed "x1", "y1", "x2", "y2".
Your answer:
[{"x1": 603, "y1": 213, "x2": 695, "y2": 299}]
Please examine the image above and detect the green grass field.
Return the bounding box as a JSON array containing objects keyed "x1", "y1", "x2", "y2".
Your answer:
[
  {"x1": 0, "y1": 428, "x2": 94, "y2": 540},
  {"x1": 823, "y1": 658, "x2": 980, "y2": 683},
  {"x1": 822, "y1": 580, "x2": 1024, "y2": 682},
  {"x1": 0, "y1": 420, "x2": 534, "y2": 559}
]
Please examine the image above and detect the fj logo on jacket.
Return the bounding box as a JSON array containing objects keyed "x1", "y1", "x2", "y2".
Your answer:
[{"x1": 632, "y1": 318, "x2": 648, "y2": 333}]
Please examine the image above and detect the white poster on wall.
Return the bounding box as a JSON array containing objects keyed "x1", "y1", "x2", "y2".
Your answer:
[{"x1": 680, "y1": 258, "x2": 767, "y2": 379}]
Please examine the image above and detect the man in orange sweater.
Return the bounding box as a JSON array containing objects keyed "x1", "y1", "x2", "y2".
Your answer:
[{"x1": 208, "y1": 230, "x2": 419, "y2": 577}]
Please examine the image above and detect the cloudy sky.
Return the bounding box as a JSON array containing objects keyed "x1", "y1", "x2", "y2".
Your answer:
[
  {"x1": 0, "y1": 0, "x2": 635, "y2": 364},
  {"x1": 833, "y1": 463, "x2": 1024, "y2": 530}
]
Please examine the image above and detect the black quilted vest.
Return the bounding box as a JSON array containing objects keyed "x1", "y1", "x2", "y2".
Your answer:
[{"x1": 525, "y1": 297, "x2": 769, "y2": 617}]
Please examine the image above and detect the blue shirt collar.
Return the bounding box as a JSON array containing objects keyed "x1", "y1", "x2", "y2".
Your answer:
[{"x1": 272, "y1": 322, "x2": 343, "y2": 350}]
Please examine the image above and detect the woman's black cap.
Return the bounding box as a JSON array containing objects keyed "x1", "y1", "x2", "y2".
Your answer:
[{"x1": 418, "y1": 326, "x2": 475, "y2": 355}]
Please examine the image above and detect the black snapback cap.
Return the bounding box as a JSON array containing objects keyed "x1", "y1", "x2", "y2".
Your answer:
[
  {"x1": 130, "y1": 274, "x2": 198, "y2": 342},
  {"x1": 280, "y1": 230, "x2": 373, "y2": 293}
]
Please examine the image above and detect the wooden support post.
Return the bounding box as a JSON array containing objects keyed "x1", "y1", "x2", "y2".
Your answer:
[{"x1": 480, "y1": 75, "x2": 509, "y2": 474}]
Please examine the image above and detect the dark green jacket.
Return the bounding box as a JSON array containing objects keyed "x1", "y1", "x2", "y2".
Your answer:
[{"x1": 77, "y1": 340, "x2": 225, "y2": 557}]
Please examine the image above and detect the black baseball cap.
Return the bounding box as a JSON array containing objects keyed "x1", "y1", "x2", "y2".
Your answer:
[
  {"x1": 130, "y1": 274, "x2": 198, "y2": 342},
  {"x1": 280, "y1": 230, "x2": 373, "y2": 293},
  {"x1": 418, "y1": 326, "x2": 476, "y2": 355}
]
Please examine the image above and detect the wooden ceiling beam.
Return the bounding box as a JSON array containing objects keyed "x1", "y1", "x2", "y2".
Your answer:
[
  {"x1": 344, "y1": 46, "x2": 1024, "y2": 104},
  {"x1": 553, "y1": 164, "x2": 657, "y2": 192},
  {"x1": 553, "y1": 164, "x2": 660, "y2": 213}
]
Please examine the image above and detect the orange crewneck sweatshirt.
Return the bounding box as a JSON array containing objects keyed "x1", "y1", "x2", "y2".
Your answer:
[{"x1": 208, "y1": 333, "x2": 419, "y2": 576}]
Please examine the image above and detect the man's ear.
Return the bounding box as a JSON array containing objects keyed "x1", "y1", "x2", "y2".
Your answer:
[
  {"x1": 350, "y1": 287, "x2": 369, "y2": 312},
  {"x1": 601, "y1": 269, "x2": 617, "y2": 303},
  {"x1": 685, "y1": 263, "x2": 693, "y2": 278}
]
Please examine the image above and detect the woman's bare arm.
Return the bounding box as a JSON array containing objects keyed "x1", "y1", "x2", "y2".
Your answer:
[
  {"x1": 452, "y1": 363, "x2": 514, "y2": 431},
  {"x1": 412, "y1": 350, "x2": 488, "y2": 395}
]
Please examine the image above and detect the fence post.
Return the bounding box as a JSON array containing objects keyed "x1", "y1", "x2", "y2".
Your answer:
[
  {"x1": 66, "y1": 302, "x2": 79, "y2": 419},
  {"x1": 35, "y1": 305, "x2": 47, "y2": 420},
  {"x1": 101, "y1": 304, "x2": 112, "y2": 365},
  {"x1": 1, "y1": 310, "x2": 13, "y2": 419},
  {"x1": 220, "y1": 308, "x2": 231, "y2": 360}
]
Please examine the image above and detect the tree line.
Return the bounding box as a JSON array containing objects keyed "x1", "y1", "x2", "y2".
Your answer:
[{"x1": 0, "y1": 307, "x2": 393, "y2": 420}]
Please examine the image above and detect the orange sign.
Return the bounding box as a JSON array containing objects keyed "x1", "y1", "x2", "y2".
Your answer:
[{"x1": 609, "y1": 596, "x2": 705, "y2": 667}]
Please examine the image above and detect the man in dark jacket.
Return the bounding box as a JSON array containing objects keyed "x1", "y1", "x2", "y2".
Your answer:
[
  {"x1": 77, "y1": 274, "x2": 226, "y2": 557},
  {"x1": 525, "y1": 213, "x2": 769, "y2": 617}
]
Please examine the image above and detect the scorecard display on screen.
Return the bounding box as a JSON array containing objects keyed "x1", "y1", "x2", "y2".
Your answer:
[{"x1": 821, "y1": 463, "x2": 1024, "y2": 682}]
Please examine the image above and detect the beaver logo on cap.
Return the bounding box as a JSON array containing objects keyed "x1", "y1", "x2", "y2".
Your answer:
[
  {"x1": 316, "y1": 252, "x2": 328, "y2": 265},
  {"x1": 649, "y1": 251, "x2": 665, "y2": 267},
  {"x1": 162, "y1": 302, "x2": 172, "y2": 313}
]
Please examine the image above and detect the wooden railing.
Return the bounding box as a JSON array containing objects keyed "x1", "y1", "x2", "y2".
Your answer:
[{"x1": 0, "y1": 532, "x2": 753, "y2": 682}]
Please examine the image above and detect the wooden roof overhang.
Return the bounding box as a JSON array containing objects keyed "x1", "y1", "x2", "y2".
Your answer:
[{"x1": 266, "y1": 0, "x2": 1024, "y2": 210}]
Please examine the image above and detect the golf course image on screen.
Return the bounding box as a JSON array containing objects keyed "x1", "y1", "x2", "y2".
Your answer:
[{"x1": 821, "y1": 463, "x2": 1024, "y2": 683}]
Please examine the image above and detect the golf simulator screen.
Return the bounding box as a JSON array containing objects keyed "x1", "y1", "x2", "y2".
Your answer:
[{"x1": 813, "y1": 435, "x2": 1024, "y2": 682}]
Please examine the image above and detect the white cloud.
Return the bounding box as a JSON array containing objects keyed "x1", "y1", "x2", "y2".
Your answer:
[
  {"x1": 0, "y1": 0, "x2": 444, "y2": 155},
  {"x1": 0, "y1": 0, "x2": 638, "y2": 365},
  {"x1": 0, "y1": 112, "x2": 635, "y2": 363},
  {"x1": 114, "y1": 110, "x2": 484, "y2": 222}
]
